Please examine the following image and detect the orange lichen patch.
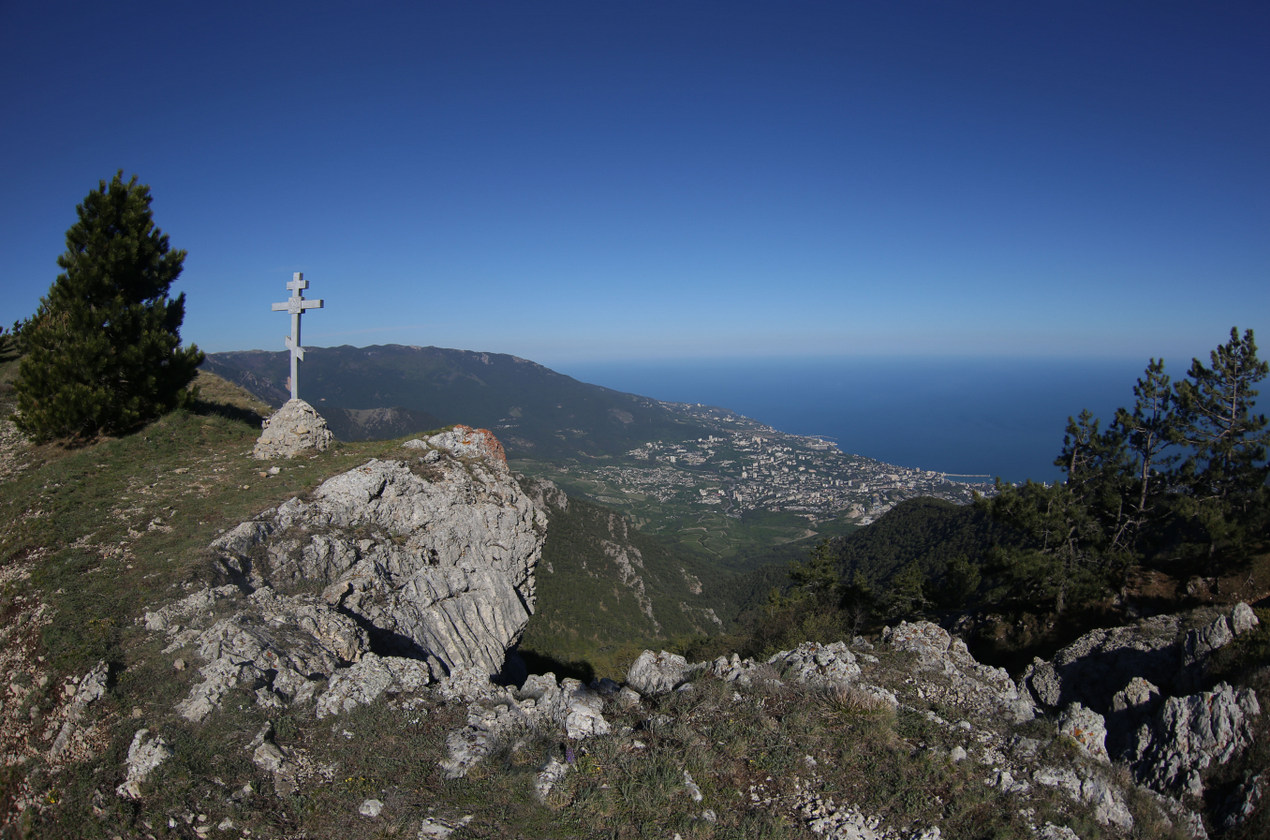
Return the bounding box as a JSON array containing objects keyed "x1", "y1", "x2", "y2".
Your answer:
[{"x1": 451, "y1": 425, "x2": 507, "y2": 466}]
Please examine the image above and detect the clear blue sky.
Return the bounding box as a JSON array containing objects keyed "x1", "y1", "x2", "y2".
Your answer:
[{"x1": 2, "y1": 1, "x2": 1266, "y2": 369}]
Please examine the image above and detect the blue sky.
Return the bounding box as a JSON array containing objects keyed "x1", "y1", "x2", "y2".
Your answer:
[{"x1": 2, "y1": 1, "x2": 1266, "y2": 369}]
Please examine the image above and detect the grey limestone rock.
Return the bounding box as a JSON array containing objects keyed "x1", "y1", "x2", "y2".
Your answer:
[
  {"x1": 626, "y1": 650, "x2": 696, "y2": 696},
  {"x1": 159, "y1": 429, "x2": 544, "y2": 723},
  {"x1": 1021, "y1": 615, "x2": 1180, "y2": 715},
  {"x1": 116, "y1": 728, "x2": 173, "y2": 800},
  {"x1": 882, "y1": 621, "x2": 1034, "y2": 722},
  {"x1": 1032, "y1": 765, "x2": 1133, "y2": 831},
  {"x1": 48, "y1": 659, "x2": 108, "y2": 761},
  {"x1": 1057, "y1": 703, "x2": 1110, "y2": 764},
  {"x1": 253, "y1": 398, "x2": 334, "y2": 460},
  {"x1": 517, "y1": 674, "x2": 611, "y2": 739},
  {"x1": 1132, "y1": 681, "x2": 1261, "y2": 797},
  {"x1": 439, "y1": 672, "x2": 612, "y2": 778},
  {"x1": 768, "y1": 641, "x2": 861, "y2": 688},
  {"x1": 1230, "y1": 602, "x2": 1259, "y2": 635},
  {"x1": 535, "y1": 756, "x2": 570, "y2": 802},
  {"x1": 143, "y1": 585, "x2": 240, "y2": 633},
  {"x1": 1222, "y1": 771, "x2": 1265, "y2": 830},
  {"x1": 1110, "y1": 677, "x2": 1160, "y2": 714},
  {"x1": 248, "y1": 722, "x2": 336, "y2": 796},
  {"x1": 315, "y1": 652, "x2": 434, "y2": 718},
  {"x1": 418, "y1": 815, "x2": 473, "y2": 838},
  {"x1": 1182, "y1": 614, "x2": 1234, "y2": 668},
  {"x1": 222, "y1": 432, "x2": 545, "y2": 680},
  {"x1": 175, "y1": 589, "x2": 368, "y2": 722}
]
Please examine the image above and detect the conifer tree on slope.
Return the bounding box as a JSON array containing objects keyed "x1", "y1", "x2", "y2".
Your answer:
[
  {"x1": 1172, "y1": 327, "x2": 1269, "y2": 549},
  {"x1": 15, "y1": 172, "x2": 203, "y2": 442}
]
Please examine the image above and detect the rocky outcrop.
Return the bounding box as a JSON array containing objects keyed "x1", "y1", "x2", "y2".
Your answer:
[
  {"x1": 626, "y1": 650, "x2": 696, "y2": 695},
  {"x1": 1022, "y1": 604, "x2": 1259, "y2": 719},
  {"x1": 1131, "y1": 681, "x2": 1261, "y2": 797},
  {"x1": 47, "y1": 660, "x2": 108, "y2": 762},
  {"x1": 882, "y1": 620, "x2": 1036, "y2": 722},
  {"x1": 1021, "y1": 615, "x2": 1181, "y2": 715},
  {"x1": 440, "y1": 672, "x2": 613, "y2": 779},
  {"x1": 1008, "y1": 602, "x2": 1265, "y2": 816},
  {"x1": 252, "y1": 398, "x2": 334, "y2": 459},
  {"x1": 604, "y1": 632, "x2": 1153, "y2": 837},
  {"x1": 149, "y1": 426, "x2": 546, "y2": 723}
]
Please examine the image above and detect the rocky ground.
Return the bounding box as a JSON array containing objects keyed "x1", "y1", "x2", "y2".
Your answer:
[{"x1": 1, "y1": 399, "x2": 1266, "y2": 839}]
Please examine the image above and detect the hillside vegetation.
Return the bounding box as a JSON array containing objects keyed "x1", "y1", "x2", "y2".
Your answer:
[
  {"x1": 2, "y1": 345, "x2": 1269, "y2": 838},
  {"x1": 740, "y1": 330, "x2": 1270, "y2": 669}
]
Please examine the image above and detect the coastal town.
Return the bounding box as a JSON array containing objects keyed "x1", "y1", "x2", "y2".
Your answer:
[{"x1": 570, "y1": 402, "x2": 996, "y2": 527}]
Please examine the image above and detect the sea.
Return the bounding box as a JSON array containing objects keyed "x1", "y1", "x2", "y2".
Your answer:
[{"x1": 558, "y1": 356, "x2": 1157, "y2": 485}]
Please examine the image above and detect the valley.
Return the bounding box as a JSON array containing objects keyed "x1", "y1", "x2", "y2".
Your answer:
[{"x1": 204, "y1": 345, "x2": 994, "y2": 554}]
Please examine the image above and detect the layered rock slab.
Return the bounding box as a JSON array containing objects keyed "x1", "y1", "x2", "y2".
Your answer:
[
  {"x1": 215, "y1": 425, "x2": 544, "y2": 679},
  {"x1": 154, "y1": 426, "x2": 546, "y2": 722}
]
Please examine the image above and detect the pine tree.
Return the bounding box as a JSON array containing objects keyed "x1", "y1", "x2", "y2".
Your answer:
[
  {"x1": 1172, "y1": 327, "x2": 1269, "y2": 550},
  {"x1": 1055, "y1": 409, "x2": 1133, "y2": 552},
  {"x1": 14, "y1": 172, "x2": 203, "y2": 442},
  {"x1": 1112, "y1": 358, "x2": 1176, "y2": 543}
]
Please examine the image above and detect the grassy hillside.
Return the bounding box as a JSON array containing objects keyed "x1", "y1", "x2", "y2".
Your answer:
[
  {"x1": 3, "y1": 353, "x2": 1268, "y2": 839},
  {"x1": 519, "y1": 495, "x2": 734, "y2": 680}
]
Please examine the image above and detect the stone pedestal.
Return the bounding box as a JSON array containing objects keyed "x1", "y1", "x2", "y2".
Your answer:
[{"x1": 253, "y1": 399, "x2": 334, "y2": 459}]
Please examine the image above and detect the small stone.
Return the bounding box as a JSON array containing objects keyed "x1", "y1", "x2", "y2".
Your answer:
[
  {"x1": 359, "y1": 799, "x2": 383, "y2": 818},
  {"x1": 1231, "y1": 603, "x2": 1259, "y2": 635}
]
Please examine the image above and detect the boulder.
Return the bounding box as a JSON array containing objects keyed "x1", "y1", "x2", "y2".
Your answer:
[
  {"x1": 1057, "y1": 703, "x2": 1110, "y2": 764},
  {"x1": 1182, "y1": 614, "x2": 1234, "y2": 668},
  {"x1": 626, "y1": 650, "x2": 695, "y2": 696},
  {"x1": 439, "y1": 672, "x2": 612, "y2": 778},
  {"x1": 881, "y1": 621, "x2": 1034, "y2": 721},
  {"x1": 157, "y1": 429, "x2": 545, "y2": 723},
  {"x1": 767, "y1": 641, "x2": 861, "y2": 687},
  {"x1": 1032, "y1": 765, "x2": 1134, "y2": 830},
  {"x1": 1231, "y1": 602, "x2": 1259, "y2": 635},
  {"x1": 215, "y1": 431, "x2": 545, "y2": 681}
]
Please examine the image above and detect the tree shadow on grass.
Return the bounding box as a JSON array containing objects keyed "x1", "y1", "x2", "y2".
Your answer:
[{"x1": 189, "y1": 397, "x2": 268, "y2": 430}]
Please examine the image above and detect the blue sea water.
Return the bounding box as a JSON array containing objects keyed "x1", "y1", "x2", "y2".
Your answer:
[{"x1": 559, "y1": 356, "x2": 1153, "y2": 484}]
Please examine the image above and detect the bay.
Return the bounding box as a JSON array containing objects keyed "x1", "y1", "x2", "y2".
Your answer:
[{"x1": 559, "y1": 356, "x2": 1150, "y2": 484}]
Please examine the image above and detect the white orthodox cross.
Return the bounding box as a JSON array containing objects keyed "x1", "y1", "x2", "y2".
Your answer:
[{"x1": 271, "y1": 272, "x2": 324, "y2": 401}]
